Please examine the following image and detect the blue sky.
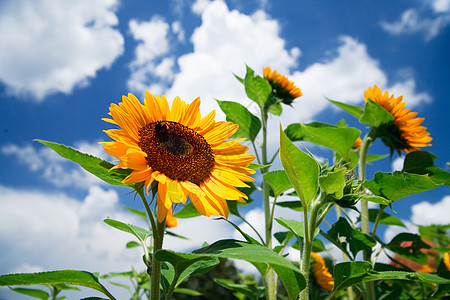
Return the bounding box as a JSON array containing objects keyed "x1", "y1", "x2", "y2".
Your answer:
[{"x1": 1, "y1": 0, "x2": 449, "y2": 298}]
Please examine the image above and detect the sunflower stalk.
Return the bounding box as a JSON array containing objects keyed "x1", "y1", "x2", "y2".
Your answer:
[
  {"x1": 358, "y1": 134, "x2": 376, "y2": 300},
  {"x1": 299, "y1": 191, "x2": 328, "y2": 300},
  {"x1": 260, "y1": 107, "x2": 277, "y2": 300}
]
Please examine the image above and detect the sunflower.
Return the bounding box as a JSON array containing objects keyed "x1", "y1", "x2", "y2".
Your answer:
[
  {"x1": 102, "y1": 91, "x2": 256, "y2": 223},
  {"x1": 263, "y1": 67, "x2": 302, "y2": 105},
  {"x1": 444, "y1": 251, "x2": 450, "y2": 271},
  {"x1": 364, "y1": 85, "x2": 432, "y2": 154},
  {"x1": 311, "y1": 252, "x2": 334, "y2": 292}
]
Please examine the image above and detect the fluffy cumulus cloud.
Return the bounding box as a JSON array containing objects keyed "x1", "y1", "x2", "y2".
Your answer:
[
  {"x1": 0, "y1": 185, "x2": 145, "y2": 299},
  {"x1": 380, "y1": 1, "x2": 450, "y2": 41},
  {"x1": 127, "y1": 16, "x2": 181, "y2": 97},
  {"x1": 1, "y1": 141, "x2": 110, "y2": 190},
  {"x1": 411, "y1": 195, "x2": 450, "y2": 225},
  {"x1": 0, "y1": 0, "x2": 124, "y2": 100}
]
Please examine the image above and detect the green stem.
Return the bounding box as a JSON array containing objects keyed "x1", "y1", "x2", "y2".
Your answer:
[
  {"x1": 299, "y1": 193, "x2": 327, "y2": 300},
  {"x1": 251, "y1": 140, "x2": 262, "y2": 165},
  {"x1": 151, "y1": 219, "x2": 166, "y2": 300},
  {"x1": 372, "y1": 205, "x2": 387, "y2": 239},
  {"x1": 260, "y1": 108, "x2": 276, "y2": 300},
  {"x1": 336, "y1": 206, "x2": 354, "y2": 300},
  {"x1": 358, "y1": 135, "x2": 376, "y2": 300}
]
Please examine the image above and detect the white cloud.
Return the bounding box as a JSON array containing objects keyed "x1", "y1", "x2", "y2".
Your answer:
[
  {"x1": 127, "y1": 17, "x2": 176, "y2": 96},
  {"x1": 0, "y1": 0, "x2": 124, "y2": 100},
  {"x1": 431, "y1": 0, "x2": 450, "y2": 13},
  {"x1": 0, "y1": 185, "x2": 146, "y2": 298},
  {"x1": 391, "y1": 157, "x2": 404, "y2": 172},
  {"x1": 192, "y1": 0, "x2": 212, "y2": 15},
  {"x1": 380, "y1": 8, "x2": 450, "y2": 41},
  {"x1": 1, "y1": 141, "x2": 111, "y2": 190},
  {"x1": 411, "y1": 195, "x2": 450, "y2": 225}
]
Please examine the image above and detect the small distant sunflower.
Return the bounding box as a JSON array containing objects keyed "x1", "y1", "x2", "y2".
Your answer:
[
  {"x1": 444, "y1": 251, "x2": 450, "y2": 271},
  {"x1": 311, "y1": 252, "x2": 334, "y2": 292},
  {"x1": 364, "y1": 85, "x2": 432, "y2": 154},
  {"x1": 263, "y1": 67, "x2": 302, "y2": 105},
  {"x1": 353, "y1": 137, "x2": 362, "y2": 149},
  {"x1": 102, "y1": 91, "x2": 256, "y2": 223}
]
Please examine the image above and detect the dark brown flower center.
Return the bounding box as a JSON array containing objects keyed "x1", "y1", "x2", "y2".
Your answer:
[{"x1": 138, "y1": 121, "x2": 215, "y2": 185}]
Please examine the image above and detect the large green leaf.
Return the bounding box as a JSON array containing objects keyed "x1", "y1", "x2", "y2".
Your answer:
[
  {"x1": 364, "y1": 171, "x2": 441, "y2": 201},
  {"x1": 216, "y1": 100, "x2": 261, "y2": 141},
  {"x1": 331, "y1": 261, "x2": 450, "y2": 295},
  {"x1": 263, "y1": 170, "x2": 293, "y2": 197},
  {"x1": 0, "y1": 271, "x2": 116, "y2": 300},
  {"x1": 359, "y1": 99, "x2": 394, "y2": 127},
  {"x1": 279, "y1": 127, "x2": 319, "y2": 206},
  {"x1": 327, "y1": 217, "x2": 376, "y2": 259},
  {"x1": 327, "y1": 98, "x2": 364, "y2": 119},
  {"x1": 244, "y1": 65, "x2": 272, "y2": 108},
  {"x1": 9, "y1": 287, "x2": 49, "y2": 300},
  {"x1": 156, "y1": 239, "x2": 305, "y2": 299},
  {"x1": 386, "y1": 233, "x2": 431, "y2": 265},
  {"x1": 103, "y1": 219, "x2": 151, "y2": 242},
  {"x1": 275, "y1": 217, "x2": 320, "y2": 240},
  {"x1": 173, "y1": 202, "x2": 202, "y2": 218},
  {"x1": 402, "y1": 151, "x2": 450, "y2": 185},
  {"x1": 299, "y1": 123, "x2": 361, "y2": 161},
  {"x1": 319, "y1": 167, "x2": 346, "y2": 199},
  {"x1": 35, "y1": 140, "x2": 134, "y2": 188}
]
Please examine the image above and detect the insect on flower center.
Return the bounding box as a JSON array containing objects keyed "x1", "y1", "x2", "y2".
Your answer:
[{"x1": 138, "y1": 121, "x2": 215, "y2": 185}]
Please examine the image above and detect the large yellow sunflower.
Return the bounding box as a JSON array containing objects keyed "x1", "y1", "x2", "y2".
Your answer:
[
  {"x1": 311, "y1": 252, "x2": 334, "y2": 292},
  {"x1": 102, "y1": 91, "x2": 256, "y2": 223},
  {"x1": 364, "y1": 85, "x2": 432, "y2": 154},
  {"x1": 263, "y1": 67, "x2": 302, "y2": 104}
]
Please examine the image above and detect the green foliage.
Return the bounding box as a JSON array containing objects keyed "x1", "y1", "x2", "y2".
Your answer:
[
  {"x1": 244, "y1": 65, "x2": 272, "y2": 108},
  {"x1": 386, "y1": 233, "x2": 432, "y2": 265},
  {"x1": 403, "y1": 151, "x2": 450, "y2": 185},
  {"x1": 35, "y1": 140, "x2": 135, "y2": 189},
  {"x1": 327, "y1": 98, "x2": 364, "y2": 119},
  {"x1": 216, "y1": 100, "x2": 261, "y2": 141},
  {"x1": 359, "y1": 99, "x2": 394, "y2": 127},
  {"x1": 157, "y1": 239, "x2": 306, "y2": 299},
  {"x1": 279, "y1": 127, "x2": 320, "y2": 206},
  {"x1": 365, "y1": 171, "x2": 441, "y2": 201},
  {"x1": 319, "y1": 167, "x2": 346, "y2": 199},
  {"x1": 104, "y1": 218, "x2": 151, "y2": 242},
  {"x1": 326, "y1": 217, "x2": 376, "y2": 259},
  {"x1": 263, "y1": 170, "x2": 293, "y2": 197},
  {"x1": 0, "y1": 271, "x2": 115, "y2": 300}
]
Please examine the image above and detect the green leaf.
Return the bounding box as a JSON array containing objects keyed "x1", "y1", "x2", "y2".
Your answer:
[
  {"x1": 300, "y1": 123, "x2": 361, "y2": 161},
  {"x1": 331, "y1": 261, "x2": 450, "y2": 295},
  {"x1": 364, "y1": 171, "x2": 441, "y2": 202},
  {"x1": 174, "y1": 287, "x2": 203, "y2": 296},
  {"x1": 244, "y1": 65, "x2": 272, "y2": 108},
  {"x1": 366, "y1": 154, "x2": 389, "y2": 163},
  {"x1": 284, "y1": 123, "x2": 304, "y2": 142},
  {"x1": 359, "y1": 99, "x2": 394, "y2": 127},
  {"x1": 123, "y1": 206, "x2": 147, "y2": 221},
  {"x1": 386, "y1": 233, "x2": 431, "y2": 265},
  {"x1": 125, "y1": 241, "x2": 140, "y2": 248},
  {"x1": 10, "y1": 287, "x2": 49, "y2": 300},
  {"x1": 275, "y1": 200, "x2": 303, "y2": 211},
  {"x1": 327, "y1": 217, "x2": 376, "y2": 258},
  {"x1": 275, "y1": 217, "x2": 319, "y2": 240},
  {"x1": 327, "y1": 98, "x2": 364, "y2": 119},
  {"x1": 369, "y1": 209, "x2": 406, "y2": 227},
  {"x1": 268, "y1": 102, "x2": 282, "y2": 116},
  {"x1": 35, "y1": 140, "x2": 134, "y2": 188},
  {"x1": 279, "y1": 127, "x2": 320, "y2": 205},
  {"x1": 263, "y1": 170, "x2": 293, "y2": 197},
  {"x1": 0, "y1": 271, "x2": 116, "y2": 300},
  {"x1": 173, "y1": 202, "x2": 202, "y2": 218},
  {"x1": 214, "y1": 278, "x2": 264, "y2": 299},
  {"x1": 402, "y1": 151, "x2": 450, "y2": 185},
  {"x1": 156, "y1": 240, "x2": 305, "y2": 299},
  {"x1": 248, "y1": 163, "x2": 271, "y2": 169},
  {"x1": 319, "y1": 167, "x2": 346, "y2": 199},
  {"x1": 103, "y1": 219, "x2": 151, "y2": 242},
  {"x1": 216, "y1": 100, "x2": 261, "y2": 141},
  {"x1": 362, "y1": 195, "x2": 391, "y2": 206}
]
